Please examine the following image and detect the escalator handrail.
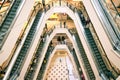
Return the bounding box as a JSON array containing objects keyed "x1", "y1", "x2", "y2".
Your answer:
[
  {"x1": 76, "y1": 8, "x2": 118, "y2": 79},
  {"x1": 74, "y1": 10, "x2": 110, "y2": 79},
  {"x1": 98, "y1": 0, "x2": 120, "y2": 41},
  {"x1": 0, "y1": 0, "x2": 26, "y2": 49},
  {"x1": 24, "y1": 33, "x2": 49, "y2": 80},
  {"x1": 38, "y1": 46, "x2": 54, "y2": 80},
  {"x1": 0, "y1": 0, "x2": 6, "y2": 10},
  {"x1": 99, "y1": 0, "x2": 120, "y2": 39},
  {"x1": 89, "y1": 19, "x2": 120, "y2": 75},
  {"x1": 67, "y1": 45, "x2": 82, "y2": 76},
  {"x1": 3, "y1": 6, "x2": 43, "y2": 80},
  {"x1": 91, "y1": 0, "x2": 120, "y2": 51},
  {"x1": 0, "y1": 0, "x2": 15, "y2": 25}
]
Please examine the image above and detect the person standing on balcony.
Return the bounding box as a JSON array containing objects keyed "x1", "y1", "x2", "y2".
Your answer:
[
  {"x1": 59, "y1": 0, "x2": 61, "y2": 6},
  {"x1": 42, "y1": 0, "x2": 45, "y2": 7},
  {"x1": 42, "y1": 0, "x2": 46, "y2": 11},
  {"x1": 63, "y1": 21, "x2": 66, "y2": 28}
]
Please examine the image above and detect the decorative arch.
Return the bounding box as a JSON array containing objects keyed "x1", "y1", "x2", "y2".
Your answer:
[{"x1": 37, "y1": 5, "x2": 83, "y2": 39}]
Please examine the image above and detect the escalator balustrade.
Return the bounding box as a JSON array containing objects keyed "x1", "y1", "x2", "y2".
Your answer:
[
  {"x1": 74, "y1": 33, "x2": 95, "y2": 80},
  {"x1": 69, "y1": 47, "x2": 82, "y2": 78},
  {"x1": 8, "y1": 10, "x2": 42, "y2": 79},
  {"x1": 77, "y1": 9, "x2": 115, "y2": 79},
  {"x1": 24, "y1": 40, "x2": 44, "y2": 80},
  {"x1": 85, "y1": 28, "x2": 115, "y2": 79},
  {"x1": 36, "y1": 47, "x2": 54, "y2": 80},
  {"x1": 0, "y1": 0, "x2": 22, "y2": 45}
]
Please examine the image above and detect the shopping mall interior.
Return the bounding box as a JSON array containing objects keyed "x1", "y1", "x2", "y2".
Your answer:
[{"x1": 0, "y1": 0, "x2": 120, "y2": 80}]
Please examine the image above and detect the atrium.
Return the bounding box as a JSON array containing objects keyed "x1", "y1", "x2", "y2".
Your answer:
[{"x1": 0, "y1": 0, "x2": 120, "y2": 80}]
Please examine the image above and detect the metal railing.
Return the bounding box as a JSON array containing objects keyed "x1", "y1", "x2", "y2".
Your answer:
[
  {"x1": 76, "y1": 7, "x2": 118, "y2": 79},
  {"x1": 91, "y1": 0, "x2": 120, "y2": 51},
  {"x1": 2, "y1": 2, "x2": 43, "y2": 80},
  {"x1": 0, "y1": 0, "x2": 14, "y2": 25},
  {"x1": 0, "y1": 0, "x2": 25, "y2": 49}
]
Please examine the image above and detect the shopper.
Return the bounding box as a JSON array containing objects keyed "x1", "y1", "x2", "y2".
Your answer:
[
  {"x1": 59, "y1": 0, "x2": 61, "y2": 6},
  {"x1": 63, "y1": 21, "x2": 66, "y2": 28}
]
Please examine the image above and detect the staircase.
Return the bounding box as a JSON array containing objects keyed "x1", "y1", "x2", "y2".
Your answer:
[
  {"x1": 24, "y1": 41, "x2": 44, "y2": 80},
  {"x1": 8, "y1": 11, "x2": 42, "y2": 79},
  {"x1": 71, "y1": 48, "x2": 82, "y2": 75},
  {"x1": 0, "y1": 0, "x2": 23, "y2": 45},
  {"x1": 84, "y1": 28, "x2": 111, "y2": 77},
  {"x1": 74, "y1": 33, "x2": 95, "y2": 80},
  {"x1": 36, "y1": 47, "x2": 54, "y2": 80}
]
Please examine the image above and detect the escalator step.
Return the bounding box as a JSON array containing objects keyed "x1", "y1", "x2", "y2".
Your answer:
[
  {"x1": 3, "y1": 22, "x2": 11, "y2": 26},
  {"x1": 10, "y1": 8, "x2": 16, "y2": 12},
  {"x1": 7, "y1": 16, "x2": 14, "y2": 20},
  {"x1": 97, "y1": 56, "x2": 102, "y2": 59},
  {"x1": 0, "y1": 36, "x2": 4, "y2": 39},
  {"x1": 94, "y1": 50, "x2": 99, "y2": 53},
  {"x1": 9, "y1": 11, "x2": 16, "y2": 15},
  {"x1": 1, "y1": 28, "x2": 7, "y2": 32},
  {"x1": 6, "y1": 18, "x2": 13, "y2": 22},
  {"x1": 101, "y1": 65, "x2": 106, "y2": 68},
  {"x1": 102, "y1": 68, "x2": 107, "y2": 71},
  {"x1": 0, "y1": 31, "x2": 6, "y2": 35}
]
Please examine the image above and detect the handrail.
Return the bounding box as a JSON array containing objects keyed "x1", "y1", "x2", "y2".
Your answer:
[
  {"x1": 0, "y1": 0, "x2": 15, "y2": 25},
  {"x1": 102, "y1": 1, "x2": 120, "y2": 31},
  {"x1": 67, "y1": 44, "x2": 83, "y2": 78},
  {"x1": 75, "y1": 9, "x2": 109, "y2": 79},
  {"x1": 92, "y1": 0, "x2": 120, "y2": 51},
  {"x1": 24, "y1": 39, "x2": 43, "y2": 80},
  {"x1": 76, "y1": 7, "x2": 118, "y2": 79},
  {"x1": 0, "y1": 0, "x2": 28, "y2": 70},
  {"x1": 78, "y1": 1, "x2": 120, "y2": 75},
  {"x1": 38, "y1": 46, "x2": 54, "y2": 80},
  {"x1": 90, "y1": 0, "x2": 120, "y2": 52},
  {"x1": 2, "y1": 2, "x2": 42, "y2": 80},
  {"x1": 73, "y1": 33, "x2": 95, "y2": 80},
  {"x1": 109, "y1": 0, "x2": 120, "y2": 17},
  {"x1": 0, "y1": 0, "x2": 26, "y2": 49},
  {"x1": 88, "y1": 21, "x2": 119, "y2": 77},
  {"x1": 0, "y1": 0, "x2": 7, "y2": 10},
  {"x1": 89, "y1": 21, "x2": 119, "y2": 76},
  {"x1": 9, "y1": 3, "x2": 43, "y2": 79},
  {"x1": 24, "y1": 27, "x2": 50, "y2": 80},
  {"x1": 0, "y1": 2, "x2": 42, "y2": 50},
  {"x1": 98, "y1": 0, "x2": 120, "y2": 40}
]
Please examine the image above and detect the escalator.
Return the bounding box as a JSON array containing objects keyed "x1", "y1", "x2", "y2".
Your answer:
[
  {"x1": 73, "y1": 32, "x2": 95, "y2": 80},
  {"x1": 71, "y1": 48, "x2": 82, "y2": 75},
  {"x1": 0, "y1": 0, "x2": 7, "y2": 10},
  {"x1": 77, "y1": 9, "x2": 116, "y2": 79},
  {"x1": 36, "y1": 47, "x2": 54, "y2": 80},
  {"x1": 7, "y1": 10, "x2": 42, "y2": 79},
  {"x1": 84, "y1": 28, "x2": 115, "y2": 79},
  {"x1": 24, "y1": 40, "x2": 44, "y2": 80},
  {"x1": 0, "y1": 0, "x2": 23, "y2": 45},
  {"x1": 91, "y1": 0, "x2": 120, "y2": 51}
]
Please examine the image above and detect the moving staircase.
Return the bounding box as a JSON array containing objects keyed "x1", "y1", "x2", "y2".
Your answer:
[
  {"x1": 36, "y1": 47, "x2": 54, "y2": 80},
  {"x1": 71, "y1": 48, "x2": 82, "y2": 76},
  {"x1": 8, "y1": 10, "x2": 42, "y2": 79},
  {"x1": 24, "y1": 40, "x2": 44, "y2": 80},
  {"x1": 0, "y1": 0, "x2": 23, "y2": 45},
  {"x1": 84, "y1": 28, "x2": 114, "y2": 79},
  {"x1": 74, "y1": 33, "x2": 95, "y2": 80},
  {"x1": 77, "y1": 9, "x2": 115, "y2": 79},
  {"x1": 25, "y1": 24, "x2": 55, "y2": 80}
]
